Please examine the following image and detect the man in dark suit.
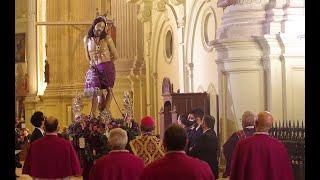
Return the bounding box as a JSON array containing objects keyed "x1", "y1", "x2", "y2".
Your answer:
[
  {"x1": 186, "y1": 108, "x2": 204, "y2": 155},
  {"x1": 222, "y1": 111, "x2": 256, "y2": 177},
  {"x1": 190, "y1": 115, "x2": 219, "y2": 178},
  {"x1": 15, "y1": 118, "x2": 22, "y2": 177},
  {"x1": 30, "y1": 111, "x2": 45, "y2": 143}
]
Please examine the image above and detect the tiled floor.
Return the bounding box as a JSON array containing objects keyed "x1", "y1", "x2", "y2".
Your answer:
[
  {"x1": 16, "y1": 162, "x2": 83, "y2": 180},
  {"x1": 16, "y1": 162, "x2": 228, "y2": 180}
]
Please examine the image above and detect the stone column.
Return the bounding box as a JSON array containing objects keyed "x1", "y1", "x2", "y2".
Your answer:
[
  {"x1": 255, "y1": 0, "x2": 305, "y2": 121},
  {"x1": 24, "y1": 0, "x2": 38, "y2": 130},
  {"x1": 127, "y1": 0, "x2": 153, "y2": 115},
  {"x1": 213, "y1": 0, "x2": 305, "y2": 145},
  {"x1": 27, "y1": 0, "x2": 37, "y2": 95},
  {"x1": 213, "y1": 0, "x2": 271, "y2": 143},
  {"x1": 278, "y1": 0, "x2": 305, "y2": 121},
  {"x1": 175, "y1": 3, "x2": 186, "y2": 93},
  {"x1": 254, "y1": 34, "x2": 285, "y2": 121}
]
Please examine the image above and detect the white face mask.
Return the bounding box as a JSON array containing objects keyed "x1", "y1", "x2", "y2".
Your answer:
[{"x1": 188, "y1": 114, "x2": 195, "y2": 122}]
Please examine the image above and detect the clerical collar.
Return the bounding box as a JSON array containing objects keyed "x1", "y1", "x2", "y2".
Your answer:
[
  {"x1": 36, "y1": 127, "x2": 45, "y2": 135},
  {"x1": 34, "y1": 177, "x2": 69, "y2": 180},
  {"x1": 254, "y1": 132, "x2": 269, "y2": 135},
  {"x1": 203, "y1": 128, "x2": 211, "y2": 134},
  {"x1": 110, "y1": 150, "x2": 129, "y2": 153},
  {"x1": 245, "y1": 126, "x2": 255, "y2": 129},
  {"x1": 46, "y1": 132, "x2": 58, "y2": 136},
  {"x1": 166, "y1": 150, "x2": 186, "y2": 155}
]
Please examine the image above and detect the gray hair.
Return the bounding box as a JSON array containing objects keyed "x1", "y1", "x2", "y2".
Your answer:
[
  {"x1": 241, "y1": 111, "x2": 256, "y2": 127},
  {"x1": 108, "y1": 128, "x2": 128, "y2": 150}
]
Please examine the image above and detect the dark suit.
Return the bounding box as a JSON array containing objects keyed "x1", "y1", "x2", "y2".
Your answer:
[
  {"x1": 30, "y1": 128, "x2": 44, "y2": 143},
  {"x1": 15, "y1": 128, "x2": 22, "y2": 168},
  {"x1": 15, "y1": 128, "x2": 22, "y2": 150},
  {"x1": 190, "y1": 128, "x2": 219, "y2": 178},
  {"x1": 186, "y1": 125, "x2": 203, "y2": 155}
]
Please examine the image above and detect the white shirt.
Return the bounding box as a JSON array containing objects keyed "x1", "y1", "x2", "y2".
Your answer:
[
  {"x1": 165, "y1": 150, "x2": 186, "y2": 155},
  {"x1": 34, "y1": 177, "x2": 69, "y2": 180},
  {"x1": 195, "y1": 125, "x2": 200, "y2": 131},
  {"x1": 245, "y1": 126, "x2": 255, "y2": 129},
  {"x1": 253, "y1": 132, "x2": 269, "y2": 135},
  {"x1": 109, "y1": 150, "x2": 129, "y2": 153},
  {"x1": 36, "y1": 127, "x2": 45, "y2": 136},
  {"x1": 203, "y1": 128, "x2": 211, "y2": 134},
  {"x1": 46, "y1": 132, "x2": 58, "y2": 136}
]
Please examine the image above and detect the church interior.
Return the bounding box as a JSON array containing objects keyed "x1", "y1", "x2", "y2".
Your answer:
[{"x1": 15, "y1": 0, "x2": 305, "y2": 179}]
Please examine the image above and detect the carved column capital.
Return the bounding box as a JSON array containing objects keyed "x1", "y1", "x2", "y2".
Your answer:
[
  {"x1": 285, "y1": 0, "x2": 304, "y2": 8},
  {"x1": 177, "y1": 6, "x2": 185, "y2": 27},
  {"x1": 127, "y1": 0, "x2": 153, "y2": 22},
  {"x1": 217, "y1": 0, "x2": 235, "y2": 8},
  {"x1": 156, "y1": 0, "x2": 167, "y2": 12},
  {"x1": 187, "y1": 62, "x2": 194, "y2": 70},
  {"x1": 152, "y1": 72, "x2": 158, "y2": 80},
  {"x1": 170, "y1": 0, "x2": 184, "y2": 6}
]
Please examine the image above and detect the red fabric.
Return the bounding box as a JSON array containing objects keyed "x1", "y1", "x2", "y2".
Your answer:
[
  {"x1": 230, "y1": 134, "x2": 294, "y2": 180},
  {"x1": 89, "y1": 151, "x2": 144, "y2": 180},
  {"x1": 22, "y1": 135, "x2": 82, "y2": 178},
  {"x1": 140, "y1": 152, "x2": 215, "y2": 180},
  {"x1": 140, "y1": 116, "x2": 155, "y2": 128}
]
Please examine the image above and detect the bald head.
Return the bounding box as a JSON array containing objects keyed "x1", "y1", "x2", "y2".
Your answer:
[
  {"x1": 44, "y1": 116, "x2": 59, "y2": 133},
  {"x1": 255, "y1": 111, "x2": 273, "y2": 132},
  {"x1": 242, "y1": 111, "x2": 256, "y2": 128}
]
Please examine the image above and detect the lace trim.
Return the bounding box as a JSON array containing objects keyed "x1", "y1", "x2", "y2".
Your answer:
[{"x1": 83, "y1": 87, "x2": 103, "y2": 97}]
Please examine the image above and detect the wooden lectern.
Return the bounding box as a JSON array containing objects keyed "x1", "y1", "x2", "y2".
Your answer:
[{"x1": 159, "y1": 78, "x2": 210, "y2": 138}]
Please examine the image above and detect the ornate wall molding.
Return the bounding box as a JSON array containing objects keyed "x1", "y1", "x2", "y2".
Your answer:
[
  {"x1": 234, "y1": 0, "x2": 262, "y2": 5},
  {"x1": 127, "y1": 0, "x2": 153, "y2": 22},
  {"x1": 201, "y1": 6, "x2": 217, "y2": 52},
  {"x1": 156, "y1": 0, "x2": 167, "y2": 12},
  {"x1": 163, "y1": 25, "x2": 174, "y2": 64},
  {"x1": 170, "y1": 0, "x2": 184, "y2": 6},
  {"x1": 111, "y1": 0, "x2": 138, "y2": 62}
]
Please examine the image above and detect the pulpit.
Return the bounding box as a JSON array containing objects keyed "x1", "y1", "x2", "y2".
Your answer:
[{"x1": 159, "y1": 78, "x2": 210, "y2": 138}]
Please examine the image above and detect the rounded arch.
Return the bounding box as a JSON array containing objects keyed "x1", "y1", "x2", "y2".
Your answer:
[
  {"x1": 185, "y1": 0, "x2": 207, "y2": 64},
  {"x1": 201, "y1": 6, "x2": 218, "y2": 52},
  {"x1": 149, "y1": 5, "x2": 179, "y2": 119},
  {"x1": 150, "y1": 7, "x2": 179, "y2": 74}
]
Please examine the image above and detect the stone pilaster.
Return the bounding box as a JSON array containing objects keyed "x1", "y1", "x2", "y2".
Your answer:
[
  {"x1": 213, "y1": 0, "x2": 272, "y2": 143},
  {"x1": 27, "y1": 0, "x2": 37, "y2": 95},
  {"x1": 127, "y1": 0, "x2": 153, "y2": 116},
  {"x1": 213, "y1": 0, "x2": 305, "y2": 147}
]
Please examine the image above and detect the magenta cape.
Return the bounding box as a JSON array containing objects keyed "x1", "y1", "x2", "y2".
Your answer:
[
  {"x1": 22, "y1": 135, "x2": 82, "y2": 178},
  {"x1": 140, "y1": 152, "x2": 215, "y2": 180},
  {"x1": 230, "y1": 134, "x2": 294, "y2": 180},
  {"x1": 89, "y1": 151, "x2": 144, "y2": 180}
]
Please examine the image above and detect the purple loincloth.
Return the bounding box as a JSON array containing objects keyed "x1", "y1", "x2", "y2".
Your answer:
[{"x1": 84, "y1": 61, "x2": 115, "y2": 96}]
